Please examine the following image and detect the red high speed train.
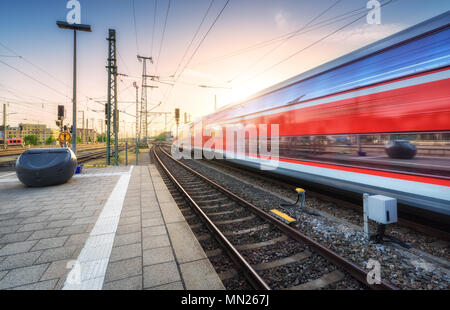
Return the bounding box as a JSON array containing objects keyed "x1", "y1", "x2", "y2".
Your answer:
[
  {"x1": 175, "y1": 12, "x2": 450, "y2": 221},
  {"x1": 0, "y1": 138, "x2": 24, "y2": 147}
]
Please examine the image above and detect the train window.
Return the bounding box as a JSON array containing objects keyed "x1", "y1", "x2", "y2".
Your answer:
[{"x1": 277, "y1": 132, "x2": 450, "y2": 179}]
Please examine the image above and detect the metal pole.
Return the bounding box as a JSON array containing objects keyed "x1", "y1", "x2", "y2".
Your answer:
[
  {"x1": 125, "y1": 141, "x2": 128, "y2": 166},
  {"x1": 72, "y1": 29, "x2": 77, "y2": 154},
  {"x1": 82, "y1": 110, "x2": 85, "y2": 144},
  {"x1": 134, "y1": 82, "x2": 139, "y2": 165},
  {"x1": 2, "y1": 104, "x2": 6, "y2": 149}
]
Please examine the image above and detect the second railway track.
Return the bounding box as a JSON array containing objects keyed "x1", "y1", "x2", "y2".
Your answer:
[{"x1": 152, "y1": 145, "x2": 397, "y2": 290}]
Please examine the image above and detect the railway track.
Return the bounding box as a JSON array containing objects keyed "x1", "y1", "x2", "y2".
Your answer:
[
  {"x1": 0, "y1": 146, "x2": 124, "y2": 167},
  {"x1": 196, "y1": 155, "x2": 450, "y2": 240},
  {"x1": 152, "y1": 145, "x2": 397, "y2": 290}
]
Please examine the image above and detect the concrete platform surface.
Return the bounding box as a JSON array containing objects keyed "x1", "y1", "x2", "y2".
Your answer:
[{"x1": 0, "y1": 154, "x2": 223, "y2": 290}]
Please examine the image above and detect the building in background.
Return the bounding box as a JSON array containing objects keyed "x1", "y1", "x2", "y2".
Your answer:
[
  {"x1": 6, "y1": 123, "x2": 60, "y2": 144},
  {"x1": 77, "y1": 128, "x2": 97, "y2": 143}
]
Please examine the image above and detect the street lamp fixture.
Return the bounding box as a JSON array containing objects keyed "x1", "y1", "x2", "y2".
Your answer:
[{"x1": 56, "y1": 21, "x2": 92, "y2": 155}]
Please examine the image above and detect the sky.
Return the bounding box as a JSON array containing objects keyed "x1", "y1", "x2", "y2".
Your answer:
[{"x1": 0, "y1": 0, "x2": 449, "y2": 137}]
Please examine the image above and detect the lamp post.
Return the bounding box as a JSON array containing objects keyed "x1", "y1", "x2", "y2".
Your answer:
[{"x1": 56, "y1": 21, "x2": 92, "y2": 155}]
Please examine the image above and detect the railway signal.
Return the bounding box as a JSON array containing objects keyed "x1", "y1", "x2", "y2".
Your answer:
[{"x1": 59, "y1": 131, "x2": 72, "y2": 144}]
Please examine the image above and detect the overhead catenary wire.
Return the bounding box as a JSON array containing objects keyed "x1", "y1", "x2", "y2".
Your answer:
[
  {"x1": 155, "y1": 0, "x2": 172, "y2": 74},
  {"x1": 240, "y1": 0, "x2": 394, "y2": 85},
  {"x1": 171, "y1": 0, "x2": 216, "y2": 79},
  {"x1": 228, "y1": 0, "x2": 342, "y2": 83},
  {"x1": 0, "y1": 41, "x2": 71, "y2": 89},
  {"x1": 174, "y1": 0, "x2": 231, "y2": 82},
  {"x1": 131, "y1": 0, "x2": 140, "y2": 54},
  {"x1": 161, "y1": 0, "x2": 232, "y2": 111},
  {"x1": 0, "y1": 59, "x2": 71, "y2": 100},
  {"x1": 190, "y1": 0, "x2": 390, "y2": 68},
  {"x1": 150, "y1": 0, "x2": 158, "y2": 59}
]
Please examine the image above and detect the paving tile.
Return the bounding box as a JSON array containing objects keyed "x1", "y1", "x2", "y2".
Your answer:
[
  {"x1": 150, "y1": 281, "x2": 184, "y2": 290},
  {"x1": 35, "y1": 246, "x2": 77, "y2": 264},
  {"x1": 116, "y1": 223, "x2": 141, "y2": 235},
  {"x1": 17, "y1": 222, "x2": 48, "y2": 232},
  {"x1": 58, "y1": 224, "x2": 89, "y2": 236},
  {"x1": 109, "y1": 243, "x2": 142, "y2": 263},
  {"x1": 40, "y1": 259, "x2": 71, "y2": 281},
  {"x1": 143, "y1": 247, "x2": 174, "y2": 266},
  {"x1": 0, "y1": 240, "x2": 37, "y2": 256},
  {"x1": 113, "y1": 232, "x2": 141, "y2": 247},
  {"x1": 118, "y1": 216, "x2": 141, "y2": 226},
  {"x1": 142, "y1": 234, "x2": 170, "y2": 250},
  {"x1": 28, "y1": 228, "x2": 62, "y2": 241},
  {"x1": 46, "y1": 219, "x2": 75, "y2": 228},
  {"x1": 143, "y1": 261, "x2": 180, "y2": 289},
  {"x1": 142, "y1": 210, "x2": 162, "y2": 220},
  {"x1": 10, "y1": 279, "x2": 58, "y2": 290},
  {"x1": 141, "y1": 217, "x2": 164, "y2": 228},
  {"x1": 102, "y1": 275, "x2": 143, "y2": 290},
  {"x1": 159, "y1": 202, "x2": 185, "y2": 224},
  {"x1": 0, "y1": 264, "x2": 49, "y2": 289},
  {"x1": 104, "y1": 257, "x2": 142, "y2": 283},
  {"x1": 0, "y1": 218, "x2": 25, "y2": 226},
  {"x1": 0, "y1": 251, "x2": 42, "y2": 271},
  {"x1": 19, "y1": 216, "x2": 49, "y2": 224},
  {"x1": 0, "y1": 231, "x2": 33, "y2": 244},
  {"x1": 120, "y1": 210, "x2": 141, "y2": 218},
  {"x1": 166, "y1": 222, "x2": 206, "y2": 264},
  {"x1": 180, "y1": 259, "x2": 224, "y2": 290},
  {"x1": 64, "y1": 233, "x2": 89, "y2": 246},
  {"x1": 47, "y1": 213, "x2": 74, "y2": 221},
  {"x1": 72, "y1": 216, "x2": 98, "y2": 226},
  {"x1": 32, "y1": 236, "x2": 69, "y2": 251},
  {"x1": 0, "y1": 225, "x2": 21, "y2": 234}
]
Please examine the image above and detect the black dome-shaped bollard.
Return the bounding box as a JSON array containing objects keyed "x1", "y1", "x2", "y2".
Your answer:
[
  {"x1": 385, "y1": 140, "x2": 417, "y2": 159},
  {"x1": 15, "y1": 148, "x2": 77, "y2": 187}
]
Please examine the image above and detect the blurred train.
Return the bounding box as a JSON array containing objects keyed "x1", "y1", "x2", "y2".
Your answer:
[
  {"x1": 175, "y1": 12, "x2": 450, "y2": 223},
  {"x1": 0, "y1": 138, "x2": 24, "y2": 147}
]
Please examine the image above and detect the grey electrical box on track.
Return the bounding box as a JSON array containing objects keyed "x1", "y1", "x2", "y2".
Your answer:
[
  {"x1": 15, "y1": 148, "x2": 77, "y2": 187},
  {"x1": 367, "y1": 195, "x2": 398, "y2": 225}
]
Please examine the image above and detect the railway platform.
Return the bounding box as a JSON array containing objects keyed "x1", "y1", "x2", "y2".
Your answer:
[{"x1": 0, "y1": 152, "x2": 224, "y2": 290}]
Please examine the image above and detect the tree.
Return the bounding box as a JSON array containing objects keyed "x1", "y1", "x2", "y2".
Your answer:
[
  {"x1": 97, "y1": 133, "x2": 106, "y2": 143},
  {"x1": 45, "y1": 136, "x2": 55, "y2": 145},
  {"x1": 24, "y1": 135, "x2": 39, "y2": 146}
]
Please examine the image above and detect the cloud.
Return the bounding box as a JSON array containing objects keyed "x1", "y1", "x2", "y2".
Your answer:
[{"x1": 274, "y1": 10, "x2": 289, "y2": 29}]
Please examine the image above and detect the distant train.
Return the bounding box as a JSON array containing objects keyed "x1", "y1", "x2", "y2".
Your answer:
[
  {"x1": 0, "y1": 138, "x2": 24, "y2": 147},
  {"x1": 175, "y1": 12, "x2": 450, "y2": 221}
]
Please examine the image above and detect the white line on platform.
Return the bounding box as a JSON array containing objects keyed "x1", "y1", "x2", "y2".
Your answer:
[
  {"x1": 63, "y1": 166, "x2": 134, "y2": 290},
  {"x1": 0, "y1": 172, "x2": 16, "y2": 179},
  {"x1": 0, "y1": 172, "x2": 130, "y2": 184}
]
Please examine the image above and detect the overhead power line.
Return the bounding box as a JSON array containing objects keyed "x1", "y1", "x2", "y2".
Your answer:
[
  {"x1": 228, "y1": 0, "x2": 342, "y2": 83},
  {"x1": 190, "y1": 0, "x2": 389, "y2": 68},
  {"x1": 150, "y1": 0, "x2": 158, "y2": 58},
  {"x1": 0, "y1": 41, "x2": 70, "y2": 89},
  {"x1": 171, "y1": 0, "x2": 216, "y2": 79},
  {"x1": 174, "y1": 0, "x2": 231, "y2": 82},
  {"x1": 155, "y1": 0, "x2": 172, "y2": 74},
  {"x1": 161, "y1": 0, "x2": 232, "y2": 110},
  {"x1": 240, "y1": 0, "x2": 394, "y2": 85},
  {"x1": 0, "y1": 59, "x2": 70, "y2": 99},
  {"x1": 131, "y1": 0, "x2": 140, "y2": 54}
]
